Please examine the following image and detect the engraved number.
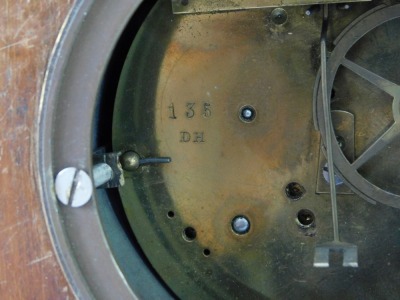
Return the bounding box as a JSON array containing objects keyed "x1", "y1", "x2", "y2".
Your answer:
[
  {"x1": 186, "y1": 103, "x2": 195, "y2": 119},
  {"x1": 203, "y1": 103, "x2": 211, "y2": 118},
  {"x1": 168, "y1": 103, "x2": 177, "y2": 119},
  {"x1": 169, "y1": 102, "x2": 212, "y2": 119}
]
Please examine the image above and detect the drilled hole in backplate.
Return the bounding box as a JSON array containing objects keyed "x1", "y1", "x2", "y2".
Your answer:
[
  {"x1": 182, "y1": 227, "x2": 197, "y2": 242},
  {"x1": 296, "y1": 209, "x2": 315, "y2": 228},
  {"x1": 167, "y1": 211, "x2": 175, "y2": 218},
  {"x1": 203, "y1": 249, "x2": 211, "y2": 257},
  {"x1": 231, "y1": 215, "x2": 251, "y2": 235},
  {"x1": 285, "y1": 182, "x2": 306, "y2": 200},
  {"x1": 239, "y1": 105, "x2": 256, "y2": 123}
]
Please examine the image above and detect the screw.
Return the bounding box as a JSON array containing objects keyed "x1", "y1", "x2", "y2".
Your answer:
[
  {"x1": 232, "y1": 216, "x2": 250, "y2": 235},
  {"x1": 55, "y1": 167, "x2": 93, "y2": 207},
  {"x1": 271, "y1": 8, "x2": 288, "y2": 25}
]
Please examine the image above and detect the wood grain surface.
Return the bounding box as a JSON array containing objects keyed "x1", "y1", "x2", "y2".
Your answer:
[{"x1": 0, "y1": 1, "x2": 75, "y2": 299}]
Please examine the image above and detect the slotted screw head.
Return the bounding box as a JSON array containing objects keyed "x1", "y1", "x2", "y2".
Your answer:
[{"x1": 55, "y1": 167, "x2": 93, "y2": 207}]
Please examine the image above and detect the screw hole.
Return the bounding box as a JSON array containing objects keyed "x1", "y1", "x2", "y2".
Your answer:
[
  {"x1": 285, "y1": 182, "x2": 306, "y2": 200},
  {"x1": 231, "y1": 215, "x2": 251, "y2": 235},
  {"x1": 203, "y1": 249, "x2": 211, "y2": 257},
  {"x1": 167, "y1": 211, "x2": 175, "y2": 218},
  {"x1": 181, "y1": 0, "x2": 189, "y2": 6},
  {"x1": 296, "y1": 209, "x2": 315, "y2": 228},
  {"x1": 182, "y1": 227, "x2": 197, "y2": 242},
  {"x1": 239, "y1": 105, "x2": 256, "y2": 123}
]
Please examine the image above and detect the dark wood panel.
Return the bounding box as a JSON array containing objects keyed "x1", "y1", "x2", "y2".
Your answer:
[{"x1": 0, "y1": 1, "x2": 75, "y2": 298}]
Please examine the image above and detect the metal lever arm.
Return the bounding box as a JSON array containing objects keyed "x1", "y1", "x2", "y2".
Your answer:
[
  {"x1": 320, "y1": 5, "x2": 340, "y2": 243},
  {"x1": 314, "y1": 4, "x2": 358, "y2": 268}
]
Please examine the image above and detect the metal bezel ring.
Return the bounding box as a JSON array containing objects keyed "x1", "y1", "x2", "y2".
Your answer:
[{"x1": 37, "y1": 0, "x2": 172, "y2": 298}]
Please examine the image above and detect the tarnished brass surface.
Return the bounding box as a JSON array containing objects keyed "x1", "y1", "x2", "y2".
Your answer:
[
  {"x1": 113, "y1": 1, "x2": 400, "y2": 298},
  {"x1": 171, "y1": 0, "x2": 370, "y2": 14}
]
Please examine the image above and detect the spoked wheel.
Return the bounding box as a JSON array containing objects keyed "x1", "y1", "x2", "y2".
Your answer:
[{"x1": 315, "y1": 4, "x2": 400, "y2": 208}]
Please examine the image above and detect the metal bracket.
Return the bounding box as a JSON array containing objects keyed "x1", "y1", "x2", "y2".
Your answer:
[
  {"x1": 314, "y1": 242, "x2": 358, "y2": 267},
  {"x1": 93, "y1": 149, "x2": 172, "y2": 189},
  {"x1": 93, "y1": 149, "x2": 125, "y2": 189}
]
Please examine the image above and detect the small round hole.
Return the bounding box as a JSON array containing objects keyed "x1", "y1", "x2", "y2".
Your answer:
[
  {"x1": 183, "y1": 227, "x2": 197, "y2": 242},
  {"x1": 296, "y1": 209, "x2": 315, "y2": 228},
  {"x1": 239, "y1": 105, "x2": 256, "y2": 123},
  {"x1": 167, "y1": 211, "x2": 175, "y2": 218},
  {"x1": 203, "y1": 249, "x2": 211, "y2": 257},
  {"x1": 285, "y1": 182, "x2": 306, "y2": 200},
  {"x1": 181, "y1": 0, "x2": 189, "y2": 6}
]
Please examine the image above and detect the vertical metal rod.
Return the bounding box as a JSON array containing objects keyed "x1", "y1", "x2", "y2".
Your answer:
[
  {"x1": 320, "y1": 4, "x2": 340, "y2": 242},
  {"x1": 314, "y1": 6, "x2": 357, "y2": 268}
]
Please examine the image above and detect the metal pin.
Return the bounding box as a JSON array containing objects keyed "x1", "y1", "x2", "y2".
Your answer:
[
  {"x1": 93, "y1": 163, "x2": 114, "y2": 187},
  {"x1": 139, "y1": 157, "x2": 172, "y2": 166},
  {"x1": 120, "y1": 151, "x2": 171, "y2": 171}
]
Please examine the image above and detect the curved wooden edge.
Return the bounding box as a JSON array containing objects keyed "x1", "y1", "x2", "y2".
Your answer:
[{"x1": 0, "y1": 1, "x2": 75, "y2": 298}]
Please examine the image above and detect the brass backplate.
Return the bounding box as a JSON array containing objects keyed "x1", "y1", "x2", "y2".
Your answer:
[
  {"x1": 171, "y1": 0, "x2": 370, "y2": 14},
  {"x1": 113, "y1": 1, "x2": 400, "y2": 299}
]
